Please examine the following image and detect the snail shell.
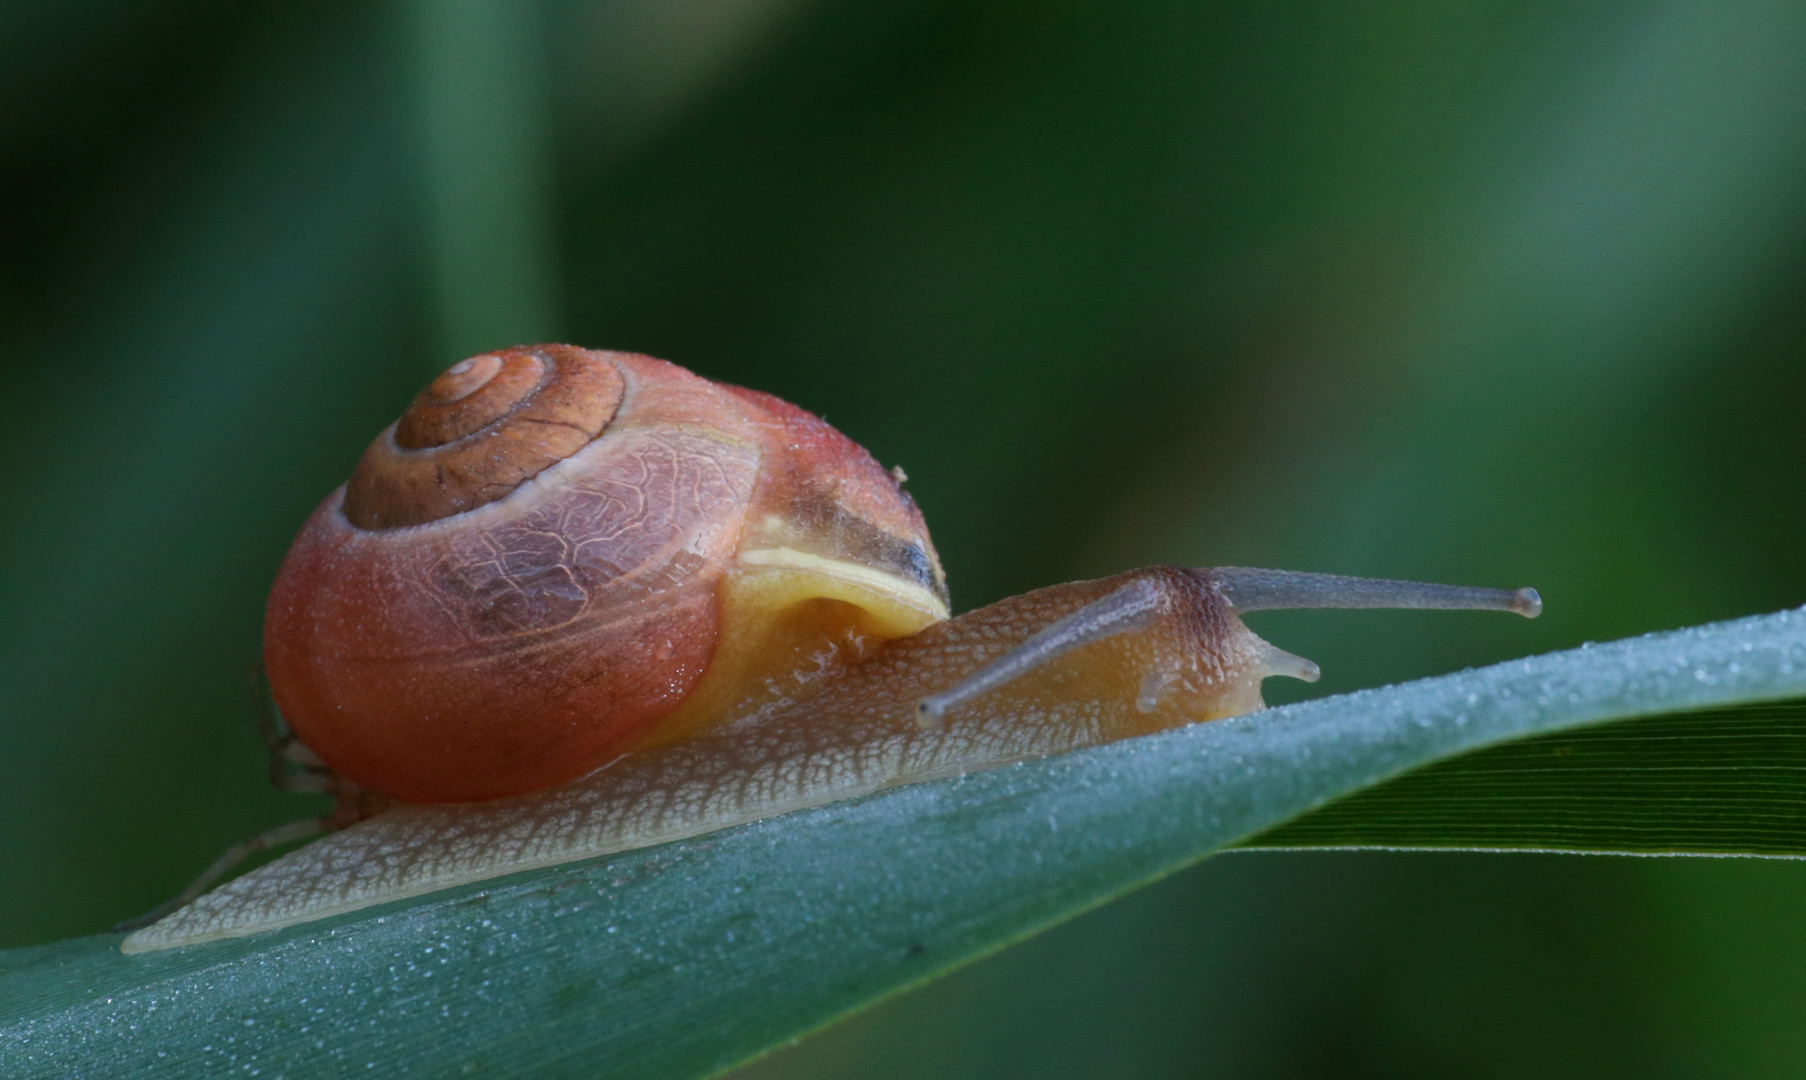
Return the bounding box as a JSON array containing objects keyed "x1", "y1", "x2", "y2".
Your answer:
[{"x1": 264, "y1": 346, "x2": 947, "y2": 803}]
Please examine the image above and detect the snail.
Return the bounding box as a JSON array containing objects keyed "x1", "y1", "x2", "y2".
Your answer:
[{"x1": 119, "y1": 345, "x2": 1541, "y2": 953}]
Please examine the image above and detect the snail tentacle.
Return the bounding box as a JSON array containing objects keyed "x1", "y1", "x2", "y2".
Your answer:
[
  {"x1": 1212, "y1": 567, "x2": 1542, "y2": 618},
  {"x1": 915, "y1": 578, "x2": 1166, "y2": 728}
]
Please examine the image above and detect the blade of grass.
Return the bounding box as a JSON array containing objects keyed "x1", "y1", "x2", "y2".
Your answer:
[
  {"x1": 3, "y1": 608, "x2": 1805, "y2": 1079},
  {"x1": 1243, "y1": 700, "x2": 1806, "y2": 855},
  {"x1": 408, "y1": 0, "x2": 560, "y2": 357}
]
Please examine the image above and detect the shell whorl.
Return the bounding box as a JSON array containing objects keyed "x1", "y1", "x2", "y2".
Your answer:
[{"x1": 342, "y1": 345, "x2": 626, "y2": 529}]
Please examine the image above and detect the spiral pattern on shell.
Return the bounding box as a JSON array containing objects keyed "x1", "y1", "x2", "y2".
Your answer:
[{"x1": 343, "y1": 345, "x2": 627, "y2": 529}]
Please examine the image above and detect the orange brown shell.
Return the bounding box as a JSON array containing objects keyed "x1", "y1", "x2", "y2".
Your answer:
[{"x1": 263, "y1": 346, "x2": 945, "y2": 803}]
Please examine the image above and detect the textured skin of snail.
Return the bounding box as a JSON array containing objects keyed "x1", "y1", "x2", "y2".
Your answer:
[
  {"x1": 122, "y1": 345, "x2": 1533, "y2": 953},
  {"x1": 126, "y1": 566, "x2": 1279, "y2": 952}
]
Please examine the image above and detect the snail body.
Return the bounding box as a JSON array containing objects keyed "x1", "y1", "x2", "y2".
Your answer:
[{"x1": 122, "y1": 346, "x2": 1540, "y2": 953}]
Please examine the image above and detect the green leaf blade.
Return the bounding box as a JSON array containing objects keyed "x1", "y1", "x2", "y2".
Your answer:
[
  {"x1": 1244, "y1": 701, "x2": 1806, "y2": 856},
  {"x1": 4, "y1": 607, "x2": 1806, "y2": 1079}
]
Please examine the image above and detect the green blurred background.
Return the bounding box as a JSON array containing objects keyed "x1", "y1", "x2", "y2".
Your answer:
[{"x1": 4, "y1": 0, "x2": 1806, "y2": 1075}]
